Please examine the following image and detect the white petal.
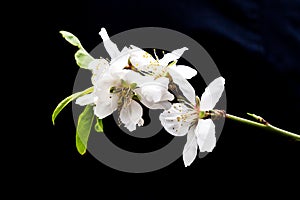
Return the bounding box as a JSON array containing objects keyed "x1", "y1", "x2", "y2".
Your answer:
[
  {"x1": 140, "y1": 98, "x2": 171, "y2": 110},
  {"x1": 134, "y1": 88, "x2": 171, "y2": 110},
  {"x1": 152, "y1": 101, "x2": 172, "y2": 110},
  {"x1": 99, "y1": 27, "x2": 120, "y2": 59},
  {"x1": 88, "y1": 59, "x2": 109, "y2": 84},
  {"x1": 159, "y1": 47, "x2": 188, "y2": 66},
  {"x1": 138, "y1": 76, "x2": 168, "y2": 89},
  {"x1": 120, "y1": 100, "x2": 143, "y2": 132},
  {"x1": 195, "y1": 119, "x2": 216, "y2": 152},
  {"x1": 95, "y1": 74, "x2": 116, "y2": 91},
  {"x1": 200, "y1": 77, "x2": 225, "y2": 111},
  {"x1": 94, "y1": 93, "x2": 118, "y2": 119},
  {"x1": 160, "y1": 91, "x2": 175, "y2": 102},
  {"x1": 142, "y1": 85, "x2": 163, "y2": 102},
  {"x1": 138, "y1": 77, "x2": 171, "y2": 101},
  {"x1": 159, "y1": 103, "x2": 192, "y2": 136},
  {"x1": 140, "y1": 89, "x2": 174, "y2": 108},
  {"x1": 152, "y1": 77, "x2": 169, "y2": 88},
  {"x1": 134, "y1": 76, "x2": 174, "y2": 109},
  {"x1": 75, "y1": 93, "x2": 95, "y2": 106},
  {"x1": 110, "y1": 68, "x2": 129, "y2": 81},
  {"x1": 168, "y1": 68, "x2": 196, "y2": 105},
  {"x1": 88, "y1": 58, "x2": 109, "y2": 70},
  {"x1": 120, "y1": 46, "x2": 129, "y2": 54},
  {"x1": 183, "y1": 125, "x2": 198, "y2": 167},
  {"x1": 171, "y1": 65, "x2": 197, "y2": 79},
  {"x1": 110, "y1": 47, "x2": 133, "y2": 72},
  {"x1": 129, "y1": 45, "x2": 158, "y2": 68},
  {"x1": 123, "y1": 70, "x2": 147, "y2": 85}
]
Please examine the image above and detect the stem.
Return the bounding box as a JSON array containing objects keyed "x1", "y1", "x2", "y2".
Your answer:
[{"x1": 226, "y1": 114, "x2": 300, "y2": 141}]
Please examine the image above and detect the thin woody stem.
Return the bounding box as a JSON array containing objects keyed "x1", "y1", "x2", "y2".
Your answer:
[{"x1": 225, "y1": 113, "x2": 300, "y2": 141}]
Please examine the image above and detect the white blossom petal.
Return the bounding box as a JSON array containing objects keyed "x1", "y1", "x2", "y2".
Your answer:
[
  {"x1": 139, "y1": 96, "x2": 171, "y2": 110},
  {"x1": 142, "y1": 85, "x2": 163, "y2": 102},
  {"x1": 120, "y1": 46, "x2": 129, "y2": 54},
  {"x1": 99, "y1": 27, "x2": 120, "y2": 59},
  {"x1": 75, "y1": 93, "x2": 96, "y2": 106},
  {"x1": 159, "y1": 47, "x2": 188, "y2": 66},
  {"x1": 88, "y1": 59, "x2": 109, "y2": 84},
  {"x1": 94, "y1": 92, "x2": 118, "y2": 119},
  {"x1": 138, "y1": 86, "x2": 174, "y2": 108},
  {"x1": 195, "y1": 119, "x2": 216, "y2": 152},
  {"x1": 110, "y1": 47, "x2": 133, "y2": 73},
  {"x1": 95, "y1": 74, "x2": 117, "y2": 91},
  {"x1": 183, "y1": 125, "x2": 198, "y2": 167},
  {"x1": 151, "y1": 101, "x2": 172, "y2": 110},
  {"x1": 129, "y1": 45, "x2": 158, "y2": 68},
  {"x1": 133, "y1": 75, "x2": 174, "y2": 110},
  {"x1": 138, "y1": 77, "x2": 170, "y2": 100},
  {"x1": 123, "y1": 70, "x2": 148, "y2": 85},
  {"x1": 200, "y1": 77, "x2": 225, "y2": 111},
  {"x1": 159, "y1": 103, "x2": 192, "y2": 136},
  {"x1": 171, "y1": 65, "x2": 197, "y2": 79},
  {"x1": 160, "y1": 91, "x2": 175, "y2": 102},
  {"x1": 152, "y1": 76, "x2": 169, "y2": 89},
  {"x1": 168, "y1": 68, "x2": 196, "y2": 105},
  {"x1": 134, "y1": 88, "x2": 171, "y2": 110},
  {"x1": 120, "y1": 100, "x2": 143, "y2": 131}
]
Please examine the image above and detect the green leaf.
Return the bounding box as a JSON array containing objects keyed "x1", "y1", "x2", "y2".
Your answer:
[
  {"x1": 59, "y1": 31, "x2": 82, "y2": 48},
  {"x1": 52, "y1": 87, "x2": 93, "y2": 125},
  {"x1": 76, "y1": 105, "x2": 94, "y2": 155},
  {"x1": 75, "y1": 49, "x2": 94, "y2": 69},
  {"x1": 94, "y1": 118, "x2": 103, "y2": 132},
  {"x1": 59, "y1": 30, "x2": 94, "y2": 69}
]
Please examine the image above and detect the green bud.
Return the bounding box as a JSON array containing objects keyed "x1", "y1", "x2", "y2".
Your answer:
[{"x1": 199, "y1": 111, "x2": 206, "y2": 119}]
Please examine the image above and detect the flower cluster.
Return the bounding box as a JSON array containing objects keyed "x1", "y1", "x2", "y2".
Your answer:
[{"x1": 54, "y1": 28, "x2": 225, "y2": 166}]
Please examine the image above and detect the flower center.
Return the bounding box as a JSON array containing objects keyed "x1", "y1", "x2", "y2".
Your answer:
[{"x1": 110, "y1": 79, "x2": 139, "y2": 108}]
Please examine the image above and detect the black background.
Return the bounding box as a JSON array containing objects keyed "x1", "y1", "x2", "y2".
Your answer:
[{"x1": 21, "y1": 0, "x2": 300, "y2": 198}]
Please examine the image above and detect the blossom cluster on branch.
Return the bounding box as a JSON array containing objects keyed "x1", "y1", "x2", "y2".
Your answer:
[{"x1": 53, "y1": 28, "x2": 225, "y2": 166}]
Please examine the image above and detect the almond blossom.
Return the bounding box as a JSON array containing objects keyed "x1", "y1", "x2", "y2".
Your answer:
[
  {"x1": 76, "y1": 28, "x2": 174, "y2": 131},
  {"x1": 159, "y1": 77, "x2": 225, "y2": 166},
  {"x1": 128, "y1": 45, "x2": 198, "y2": 104}
]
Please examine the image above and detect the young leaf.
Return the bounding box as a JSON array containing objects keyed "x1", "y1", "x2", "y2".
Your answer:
[
  {"x1": 76, "y1": 105, "x2": 94, "y2": 155},
  {"x1": 94, "y1": 118, "x2": 103, "y2": 132},
  {"x1": 59, "y1": 30, "x2": 94, "y2": 69},
  {"x1": 52, "y1": 87, "x2": 93, "y2": 125},
  {"x1": 75, "y1": 49, "x2": 94, "y2": 69},
  {"x1": 59, "y1": 31, "x2": 82, "y2": 48}
]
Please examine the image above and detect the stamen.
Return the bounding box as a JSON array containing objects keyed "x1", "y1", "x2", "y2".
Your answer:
[{"x1": 153, "y1": 49, "x2": 159, "y2": 61}]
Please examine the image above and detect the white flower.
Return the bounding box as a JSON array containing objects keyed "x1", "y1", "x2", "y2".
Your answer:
[
  {"x1": 88, "y1": 58, "x2": 110, "y2": 85},
  {"x1": 75, "y1": 27, "x2": 117, "y2": 106},
  {"x1": 128, "y1": 45, "x2": 197, "y2": 104},
  {"x1": 134, "y1": 76, "x2": 174, "y2": 110},
  {"x1": 129, "y1": 45, "x2": 197, "y2": 79},
  {"x1": 94, "y1": 67, "x2": 174, "y2": 131},
  {"x1": 159, "y1": 77, "x2": 225, "y2": 167},
  {"x1": 94, "y1": 68, "x2": 142, "y2": 131},
  {"x1": 76, "y1": 28, "x2": 175, "y2": 131},
  {"x1": 74, "y1": 58, "x2": 110, "y2": 106}
]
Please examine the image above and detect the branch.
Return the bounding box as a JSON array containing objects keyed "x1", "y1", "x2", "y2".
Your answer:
[{"x1": 225, "y1": 113, "x2": 300, "y2": 141}]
